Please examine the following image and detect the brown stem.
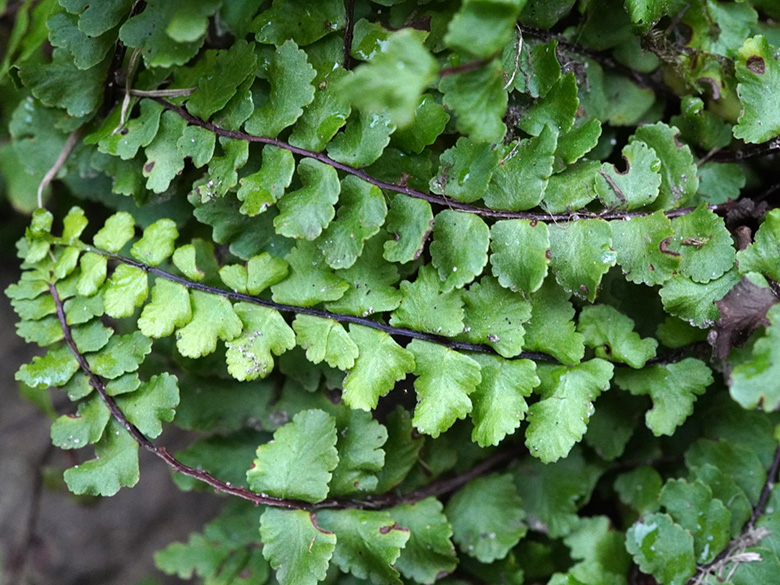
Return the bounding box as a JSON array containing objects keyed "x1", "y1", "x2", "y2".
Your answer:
[
  {"x1": 150, "y1": 96, "x2": 737, "y2": 223},
  {"x1": 48, "y1": 282, "x2": 516, "y2": 511}
]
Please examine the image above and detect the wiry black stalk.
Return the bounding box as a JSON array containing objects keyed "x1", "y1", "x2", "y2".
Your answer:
[
  {"x1": 95, "y1": 249, "x2": 559, "y2": 363},
  {"x1": 150, "y1": 97, "x2": 737, "y2": 223}
]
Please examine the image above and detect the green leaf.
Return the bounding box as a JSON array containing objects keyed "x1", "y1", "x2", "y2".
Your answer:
[
  {"x1": 77, "y1": 252, "x2": 108, "y2": 297},
  {"x1": 374, "y1": 408, "x2": 424, "y2": 494},
  {"x1": 317, "y1": 509, "x2": 410, "y2": 585},
  {"x1": 102, "y1": 264, "x2": 148, "y2": 319},
  {"x1": 408, "y1": 339, "x2": 481, "y2": 438},
  {"x1": 98, "y1": 100, "x2": 164, "y2": 160},
  {"x1": 484, "y1": 126, "x2": 558, "y2": 210},
  {"x1": 115, "y1": 373, "x2": 179, "y2": 439},
  {"x1": 329, "y1": 410, "x2": 387, "y2": 496},
  {"x1": 518, "y1": 73, "x2": 579, "y2": 136},
  {"x1": 63, "y1": 294, "x2": 103, "y2": 326},
  {"x1": 522, "y1": 277, "x2": 585, "y2": 365},
  {"x1": 445, "y1": 473, "x2": 527, "y2": 563},
  {"x1": 191, "y1": 137, "x2": 249, "y2": 200},
  {"x1": 390, "y1": 265, "x2": 464, "y2": 337},
  {"x1": 556, "y1": 119, "x2": 602, "y2": 165},
  {"x1": 489, "y1": 219, "x2": 551, "y2": 296},
  {"x1": 445, "y1": 0, "x2": 525, "y2": 59},
  {"x1": 50, "y1": 395, "x2": 110, "y2": 449},
  {"x1": 274, "y1": 158, "x2": 341, "y2": 240},
  {"x1": 176, "y1": 125, "x2": 215, "y2": 169},
  {"x1": 611, "y1": 211, "x2": 679, "y2": 286},
  {"x1": 156, "y1": 502, "x2": 269, "y2": 582},
  {"x1": 632, "y1": 122, "x2": 698, "y2": 209},
  {"x1": 289, "y1": 67, "x2": 351, "y2": 152},
  {"x1": 625, "y1": 0, "x2": 671, "y2": 31},
  {"x1": 512, "y1": 447, "x2": 603, "y2": 538},
  {"x1": 339, "y1": 28, "x2": 438, "y2": 128},
  {"x1": 247, "y1": 409, "x2": 338, "y2": 502},
  {"x1": 686, "y1": 439, "x2": 766, "y2": 506},
  {"x1": 439, "y1": 57, "x2": 507, "y2": 143},
  {"x1": 614, "y1": 466, "x2": 663, "y2": 515},
  {"x1": 625, "y1": 513, "x2": 696, "y2": 585},
  {"x1": 63, "y1": 419, "x2": 140, "y2": 496},
  {"x1": 578, "y1": 305, "x2": 658, "y2": 368},
  {"x1": 525, "y1": 360, "x2": 614, "y2": 463},
  {"x1": 737, "y1": 208, "x2": 780, "y2": 281},
  {"x1": 259, "y1": 508, "x2": 336, "y2": 585},
  {"x1": 430, "y1": 210, "x2": 489, "y2": 291},
  {"x1": 87, "y1": 331, "x2": 152, "y2": 380},
  {"x1": 60, "y1": 0, "x2": 134, "y2": 36},
  {"x1": 734, "y1": 35, "x2": 780, "y2": 143},
  {"x1": 659, "y1": 479, "x2": 731, "y2": 564},
  {"x1": 670, "y1": 96, "x2": 733, "y2": 151},
  {"x1": 19, "y1": 47, "x2": 106, "y2": 117},
  {"x1": 245, "y1": 40, "x2": 315, "y2": 137},
  {"x1": 541, "y1": 159, "x2": 600, "y2": 213},
  {"x1": 143, "y1": 110, "x2": 187, "y2": 193},
  {"x1": 16, "y1": 345, "x2": 80, "y2": 390},
  {"x1": 730, "y1": 304, "x2": 780, "y2": 411},
  {"x1": 119, "y1": 0, "x2": 215, "y2": 67},
  {"x1": 252, "y1": 0, "x2": 345, "y2": 46},
  {"x1": 225, "y1": 303, "x2": 296, "y2": 381},
  {"x1": 317, "y1": 176, "x2": 387, "y2": 270},
  {"x1": 470, "y1": 354, "x2": 539, "y2": 447},
  {"x1": 382, "y1": 195, "x2": 434, "y2": 264},
  {"x1": 292, "y1": 315, "x2": 359, "y2": 370},
  {"x1": 325, "y1": 234, "x2": 402, "y2": 317},
  {"x1": 391, "y1": 95, "x2": 450, "y2": 154},
  {"x1": 548, "y1": 219, "x2": 616, "y2": 301},
  {"x1": 389, "y1": 498, "x2": 458, "y2": 583},
  {"x1": 659, "y1": 268, "x2": 740, "y2": 328},
  {"x1": 185, "y1": 39, "x2": 257, "y2": 121},
  {"x1": 594, "y1": 140, "x2": 661, "y2": 210},
  {"x1": 172, "y1": 244, "x2": 206, "y2": 282},
  {"x1": 430, "y1": 138, "x2": 499, "y2": 204},
  {"x1": 327, "y1": 111, "x2": 396, "y2": 168},
  {"x1": 130, "y1": 218, "x2": 178, "y2": 267},
  {"x1": 47, "y1": 11, "x2": 114, "y2": 69},
  {"x1": 93, "y1": 211, "x2": 135, "y2": 253},
  {"x1": 460, "y1": 276, "x2": 531, "y2": 358},
  {"x1": 343, "y1": 325, "x2": 415, "y2": 411},
  {"x1": 667, "y1": 204, "x2": 735, "y2": 284},
  {"x1": 176, "y1": 291, "x2": 243, "y2": 359},
  {"x1": 615, "y1": 358, "x2": 713, "y2": 436},
  {"x1": 271, "y1": 241, "x2": 349, "y2": 307},
  {"x1": 138, "y1": 279, "x2": 192, "y2": 338}
]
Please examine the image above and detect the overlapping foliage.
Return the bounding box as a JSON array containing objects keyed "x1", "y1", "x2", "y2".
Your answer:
[{"x1": 4, "y1": 0, "x2": 780, "y2": 583}]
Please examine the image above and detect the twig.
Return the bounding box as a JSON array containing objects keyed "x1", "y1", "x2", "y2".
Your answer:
[
  {"x1": 37, "y1": 127, "x2": 83, "y2": 208},
  {"x1": 149, "y1": 96, "x2": 738, "y2": 223},
  {"x1": 711, "y1": 137, "x2": 780, "y2": 163}
]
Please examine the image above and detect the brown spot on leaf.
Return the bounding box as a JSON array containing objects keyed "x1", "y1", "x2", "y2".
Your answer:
[
  {"x1": 545, "y1": 249, "x2": 552, "y2": 260},
  {"x1": 712, "y1": 276, "x2": 779, "y2": 359},
  {"x1": 379, "y1": 522, "x2": 408, "y2": 534},
  {"x1": 697, "y1": 77, "x2": 721, "y2": 100},
  {"x1": 144, "y1": 161, "x2": 155, "y2": 173},
  {"x1": 747, "y1": 56, "x2": 765, "y2": 74},
  {"x1": 659, "y1": 237, "x2": 680, "y2": 257}
]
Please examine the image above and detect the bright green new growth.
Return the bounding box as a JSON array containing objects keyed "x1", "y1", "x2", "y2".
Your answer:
[{"x1": 7, "y1": 1, "x2": 780, "y2": 584}]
